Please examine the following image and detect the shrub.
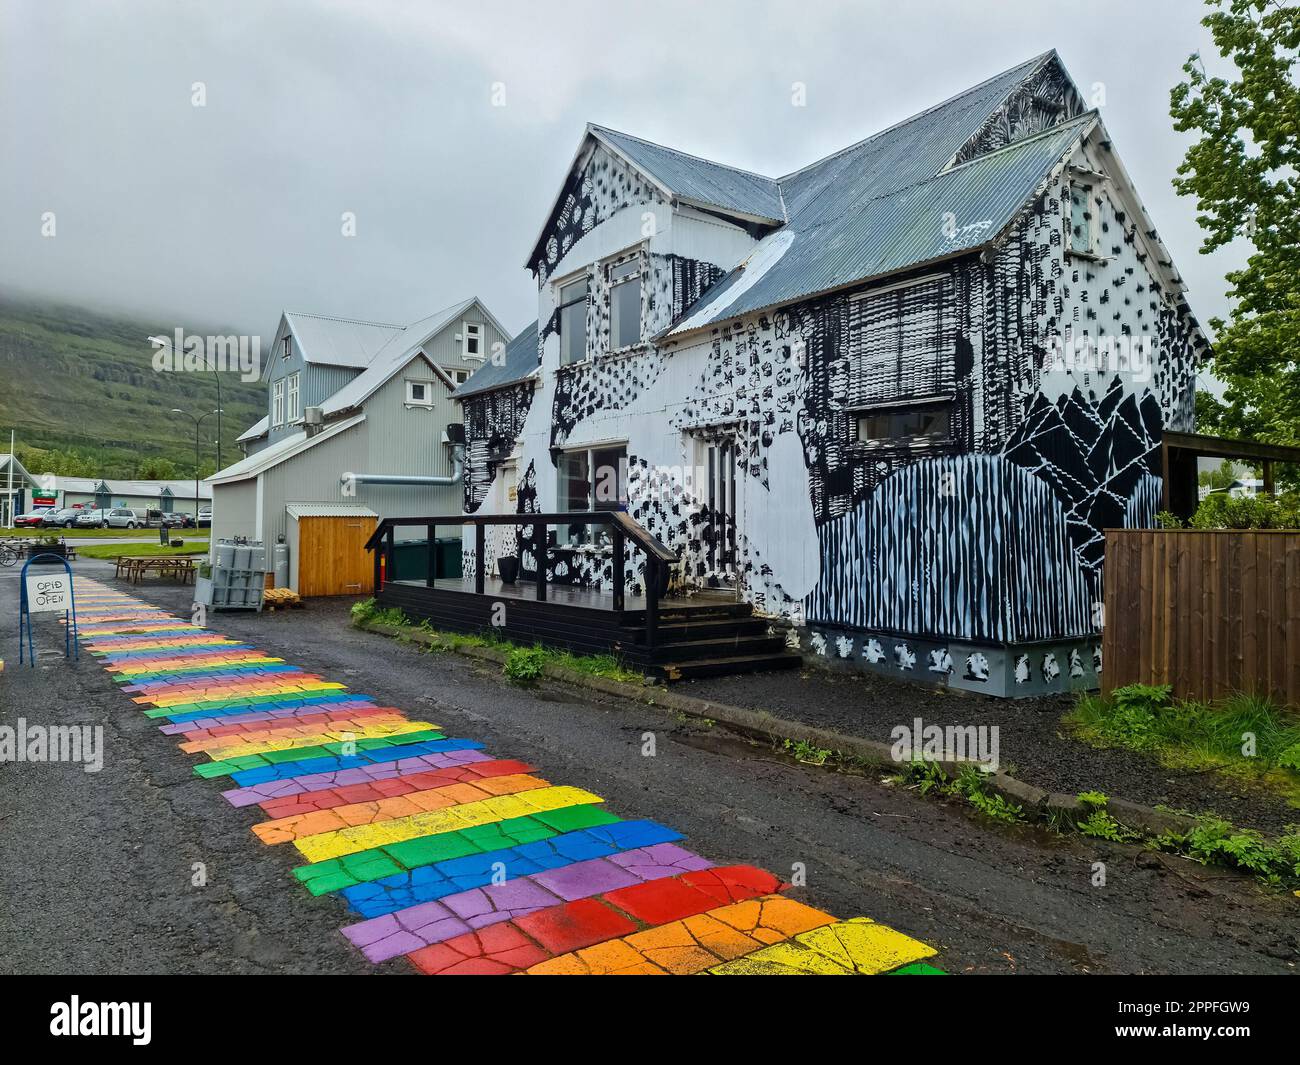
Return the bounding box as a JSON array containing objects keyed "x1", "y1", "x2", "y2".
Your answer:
[
  {"x1": 1189, "y1": 492, "x2": 1300, "y2": 530},
  {"x1": 503, "y1": 646, "x2": 548, "y2": 685}
]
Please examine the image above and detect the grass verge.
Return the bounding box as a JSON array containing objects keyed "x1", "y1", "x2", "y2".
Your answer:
[
  {"x1": 350, "y1": 597, "x2": 642, "y2": 685},
  {"x1": 1066, "y1": 683, "x2": 1300, "y2": 805},
  {"x1": 76, "y1": 541, "x2": 209, "y2": 559},
  {"x1": 1, "y1": 527, "x2": 206, "y2": 539}
]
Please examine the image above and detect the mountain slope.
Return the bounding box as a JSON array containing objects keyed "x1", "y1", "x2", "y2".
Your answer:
[{"x1": 0, "y1": 295, "x2": 265, "y2": 478}]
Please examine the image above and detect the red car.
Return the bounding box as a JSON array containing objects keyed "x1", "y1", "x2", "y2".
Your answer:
[{"x1": 12, "y1": 509, "x2": 54, "y2": 527}]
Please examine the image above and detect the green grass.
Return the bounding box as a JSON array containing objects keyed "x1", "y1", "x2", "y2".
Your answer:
[
  {"x1": 1, "y1": 527, "x2": 203, "y2": 539},
  {"x1": 76, "y1": 541, "x2": 209, "y2": 559},
  {"x1": 1067, "y1": 684, "x2": 1300, "y2": 804},
  {"x1": 350, "y1": 598, "x2": 642, "y2": 685}
]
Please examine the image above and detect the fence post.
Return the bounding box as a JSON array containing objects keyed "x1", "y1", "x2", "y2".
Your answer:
[
  {"x1": 426, "y1": 523, "x2": 436, "y2": 587},
  {"x1": 475, "y1": 522, "x2": 485, "y2": 594},
  {"x1": 535, "y1": 521, "x2": 547, "y2": 602},
  {"x1": 612, "y1": 528, "x2": 625, "y2": 613},
  {"x1": 644, "y1": 556, "x2": 658, "y2": 650},
  {"x1": 372, "y1": 525, "x2": 382, "y2": 594}
]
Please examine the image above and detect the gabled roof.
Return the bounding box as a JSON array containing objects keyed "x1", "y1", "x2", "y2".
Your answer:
[
  {"x1": 0, "y1": 453, "x2": 37, "y2": 487},
  {"x1": 208, "y1": 414, "x2": 366, "y2": 485},
  {"x1": 277, "y1": 312, "x2": 403, "y2": 374},
  {"x1": 670, "y1": 113, "x2": 1097, "y2": 335},
  {"x1": 32, "y1": 474, "x2": 213, "y2": 499},
  {"x1": 237, "y1": 416, "x2": 269, "y2": 443},
  {"x1": 452, "y1": 321, "x2": 539, "y2": 400},
  {"x1": 589, "y1": 125, "x2": 785, "y2": 224},
  {"x1": 316, "y1": 298, "x2": 479, "y2": 417}
]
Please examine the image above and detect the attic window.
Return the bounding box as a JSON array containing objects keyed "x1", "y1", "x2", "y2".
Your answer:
[
  {"x1": 282, "y1": 335, "x2": 292, "y2": 359},
  {"x1": 1068, "y1": 180, "x2": 1096, "y2": 257},
  {"x1": 463, "y1": 322, "x2": 482, "y2": 359},
  {"x1": 608, "y1": 257, "x2": 641, "y2": 350},
  {"x1": 406, "y1": 380, "x2": 433, "y2": 407}
]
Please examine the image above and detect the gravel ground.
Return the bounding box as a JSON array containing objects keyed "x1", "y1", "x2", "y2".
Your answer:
[
  {"x1": 680, "y1": 667, "x2": 1300, "y2": 836},
  {"x1": 1, "y1": 559, "x2": 1296, "y2": 975}
]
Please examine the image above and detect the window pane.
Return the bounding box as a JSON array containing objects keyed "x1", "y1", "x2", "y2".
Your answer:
[
  {"x1": 558, "y1": 451, "x2": 591, "y2": 543},
  {"x1": 611, "y1": 278, "x2": 640, "y2": 349},
  {"x1": 858, "y1": 404, "x2": 951, "y2": 443},
  {"x1": 610, "y1": 259, "x2": 638, "y2": 282},
  {"x1": 560, "y1": 299, "x2": 586, "y2": 363},
  {"x1": 591, "y1": 447, "x2": 627, "y2": 509},
  {"x1": 560, "y1": 278, "x2": 587, "y2": 304}
]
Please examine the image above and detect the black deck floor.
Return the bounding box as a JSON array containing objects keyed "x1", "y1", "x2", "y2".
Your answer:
[{"x1": 388, "y1": 577, "x2": 739, "y2": 614}]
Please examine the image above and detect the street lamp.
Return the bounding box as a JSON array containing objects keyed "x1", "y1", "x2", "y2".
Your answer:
[{"x1": 171, "y1": 408, "x2": 222, "y2": 521}]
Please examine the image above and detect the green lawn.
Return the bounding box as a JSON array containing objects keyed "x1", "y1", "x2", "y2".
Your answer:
[
  {"x1": 76, "y1": 541, "x2": 210, "y2": 559},
  {"x1": 2, "y1": 527, "x2": 208, "y2": 539}
]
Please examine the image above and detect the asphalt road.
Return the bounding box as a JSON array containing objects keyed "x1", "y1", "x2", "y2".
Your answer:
[{"x1": 1, "y1": 558, "x2": 1295, "y2": 975}]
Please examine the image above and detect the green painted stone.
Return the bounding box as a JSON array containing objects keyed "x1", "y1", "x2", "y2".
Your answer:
[
  {"x1": 533, "y1": 804, "x2": 618, "y2": 833},
  {"x1": 888, "y1": 962, "x2": 947, "y2": 975}
]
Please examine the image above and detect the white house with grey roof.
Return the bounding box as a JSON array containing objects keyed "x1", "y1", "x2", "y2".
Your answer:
[
  {"x1": 211, "y1": 297, "x2": 510, "y2": 594},
  {"x1": 455, "y1": 50, "x2": 1210, "y2": 696}
]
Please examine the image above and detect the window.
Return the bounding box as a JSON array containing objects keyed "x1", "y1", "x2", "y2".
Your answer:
[
  {"x1": 463, "y1": 322, "x2": 482, "y2": 359},
  {"x1": 855, "y1": 402, "x2": 953, "y2": 446},
  {"x1": 847, "y1": 274, "x2": 953, "y2": 406},
  {"x1": 558, "y1": 277, "x2": 588, "y2": 365},
  {"x1": 282, "y1": 335, "x2": 292, "y2": 359},
  {"x1": 1068, "y1": 181, "x2": 1095, "y2": 256},
  {"x1": 608, "y1": 257, "x2": 641, "y2": 350},
  {"x1": 556, "y1": 444, "x2": 627, "y2": 544},
  {"x1": 286, "y1": 373, "x2": 300, "y2": 422},
  {"x1": 453, "y1": 370, "x2": 469, "y2": 384},
  {"x1": 272, "y1": 379, "x2": 285, "y2": 426},
  {"x1": 406, "y1": 379, "x2": 432, "y2": 406}
]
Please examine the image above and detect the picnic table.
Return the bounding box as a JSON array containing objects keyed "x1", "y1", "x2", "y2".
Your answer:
[{"x1": 114, "y1": 556, "x2": 197, "y2": 584}]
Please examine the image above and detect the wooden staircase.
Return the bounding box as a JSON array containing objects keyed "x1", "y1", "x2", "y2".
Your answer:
[{"x1": 617, "y1": 599, "x2": 802, "y2": 681}]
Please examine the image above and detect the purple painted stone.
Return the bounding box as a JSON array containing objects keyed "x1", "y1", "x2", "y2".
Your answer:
[
  {"x1": 440, "y1": 878, "x2": 559, "y2": 922},
  {"x1": 392, "y1": 898, "x2": 456, "y2": 932},
  {"x1": 531, "y1": 857, "x2": 642, "y2": 901},
  {"x1": 343, "y1": 913, "x2": 400, "y2": 947},
  {"x1": 361, "y1": 930, "x2": 428, "y2": 964},
  {"x1": 608, "y1": 842, "x2": 712, "y2": 878}
]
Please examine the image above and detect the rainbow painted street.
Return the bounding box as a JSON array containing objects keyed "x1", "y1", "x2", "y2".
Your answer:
[{"x1": 72, "y1": 578, "x2": 945, "y2": 975}]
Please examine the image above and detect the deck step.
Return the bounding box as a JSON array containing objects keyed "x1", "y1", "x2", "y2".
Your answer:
[
  {"x1": 647, "y1": 652, "x2": 803, "y2": 681},
  {"x1": 625, "y1": 617, "x2": 770, "y2": 643}
]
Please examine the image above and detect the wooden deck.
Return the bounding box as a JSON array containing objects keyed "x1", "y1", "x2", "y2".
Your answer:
[{"x1": 391, "y1": 576, "x2": 738, "y2": 614}]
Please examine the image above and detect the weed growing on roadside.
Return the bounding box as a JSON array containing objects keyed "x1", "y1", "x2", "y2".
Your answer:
[
  {"x1": 1074, "y1": 791, "x2": 1138, "y2": 841},
  {"x1": 899, "y1": 760, "x2": 1024, "y2": 823},
  {"x1": 503, "y1": 646, "x2": 548, "y2": 686},
  {"x1": 782, "y1": 738, "x2": 832, "y2": 766}
]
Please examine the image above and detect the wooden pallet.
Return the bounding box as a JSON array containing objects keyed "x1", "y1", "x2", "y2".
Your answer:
[{"x1": 263, "y1": 587, "x2": 303, "y2": 610}]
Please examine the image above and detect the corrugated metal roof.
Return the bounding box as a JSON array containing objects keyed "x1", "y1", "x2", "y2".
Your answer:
[
  {"x1": 590, "y1": 125, "x2": 785, "y2": 223},
  {"x1": 670, "y1": 110, "x2": 1095, "y2": 335},
  {"x1": 285, "y1": 502, "x2": 378, "y2": 519},
  {"x1": 283, "y1": 312, "x2": 402, "y2": 369},
  {"x1": 236, "y1": 415, "x2": 269, "y2": 442},
  {"x1": 452, "y1": 321, "x2": 539, "y2": 399},
  {"x1": 31, "y1": 474, "x2": 214, "y2": 499},
  {"x1": 208, "y1": 414, "x2": 366, "y2": 485},
  {"x1": 318, "y1": 298, "x2": 474, "y2": 416}
]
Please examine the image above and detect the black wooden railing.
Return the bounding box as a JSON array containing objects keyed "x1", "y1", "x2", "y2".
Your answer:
[{"x1": 364, "y1": 511, "x2": 678, "y2": 647}]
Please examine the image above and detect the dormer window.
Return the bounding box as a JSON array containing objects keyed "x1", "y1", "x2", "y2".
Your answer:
[
  {"x1": 608, "y1": 257, "x2": 641, "y2": 351},
  {"x1": 463, "y1": 322, "x2": 482, "y2": 359}
]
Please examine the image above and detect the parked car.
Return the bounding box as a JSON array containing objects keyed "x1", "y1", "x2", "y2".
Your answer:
[
  {"x1": 104, "y1": 507, "x2": 149, "y2": 529},
  {"x1": 74, "y1": 508, "x2": 108, "y2": 528},
  {"x1": 159, "y1": 512, "x2": 194, "y2": 529},
  {"x1": 40, "y1": 508, "x2": 81, "y2": 528},
  {"x1": 12, "y1": 509, "x2": 53, "y2": 527},
  {"x1": 197, "y1": 506, "x2": 212, "y2": 528}
]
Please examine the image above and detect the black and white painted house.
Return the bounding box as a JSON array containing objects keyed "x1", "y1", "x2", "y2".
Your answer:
[{"x1": 454, "y1": 51, "x2": 1208, "y2": 697}]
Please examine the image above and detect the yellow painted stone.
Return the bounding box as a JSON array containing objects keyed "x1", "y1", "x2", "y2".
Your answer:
[
  {"x1": 708, "y1": 917, "x2": 937, "y2": 975},
  {"x1": 293, "y1": 785, "x2": 604, "y2": 862}
]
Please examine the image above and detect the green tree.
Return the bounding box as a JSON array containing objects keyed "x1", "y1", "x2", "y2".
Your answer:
[
  {"x1": 1198, "y1": 457, "x2": 1241, "y2": 489},
  {"x1": 1171, "y1": 0, "x2": 1300, "y2": 476},
  {"x1": 135, "y1": 457, "x2": 179, "y2": 480}
]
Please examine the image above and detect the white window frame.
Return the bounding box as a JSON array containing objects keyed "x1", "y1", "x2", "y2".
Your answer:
[
  {"x1": 555, "y1": 442, "x2": 628, "y2": 545},
  {"x1": 286, "y1": 372, "x2": 300, "y2": 422},
  {"x1": 272, "y1": 379, "x2": 285, "y2": 426},
  {"x1": 282, "y1": 334, "x2": 292, "y2": 359},
  {"x1": 556, "y1": 273, "x2": 589, "y2": 366},
  {"x1": 462, "y1": 322, "x2": 483, "y2": 359},
  {"x1": 405, "y1": 379, "x2": 433, "y2": 407}
]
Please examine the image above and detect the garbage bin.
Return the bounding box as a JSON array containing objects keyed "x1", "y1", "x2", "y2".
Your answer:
[{"x1": 390, "y1": 538, "x2": 463, "y2": 581}]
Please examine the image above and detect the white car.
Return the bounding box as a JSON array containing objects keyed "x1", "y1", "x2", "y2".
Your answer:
[
  {"x1": 104, "y1": 507, "x2": 148, "y2": 529},
  {"x1": 74, "y1": 508, "x2": 108, "y2": 528}
]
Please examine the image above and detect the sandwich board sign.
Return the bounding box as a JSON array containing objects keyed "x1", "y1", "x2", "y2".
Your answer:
[{"x1": 19, "y1": 555, "x2": 79, "y2": 664}]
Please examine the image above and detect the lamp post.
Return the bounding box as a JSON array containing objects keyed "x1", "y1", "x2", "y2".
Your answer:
[{"x1": 171, "y1": 408, "x2": 222, "y2": 520}]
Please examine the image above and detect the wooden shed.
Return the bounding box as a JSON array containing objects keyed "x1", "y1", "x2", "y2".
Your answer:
[{"x1": 285, "y1": 503, "x2": 378, "y2": 597}]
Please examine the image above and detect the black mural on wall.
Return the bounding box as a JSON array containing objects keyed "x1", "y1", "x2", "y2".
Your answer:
[{"x1": 461, "y1": 381, "x2": 534, "y2": 514}]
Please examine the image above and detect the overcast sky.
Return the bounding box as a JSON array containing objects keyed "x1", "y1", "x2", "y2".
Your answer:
[{"x1": 2, "y1": 0, "x2": 1248, "y2": 342}]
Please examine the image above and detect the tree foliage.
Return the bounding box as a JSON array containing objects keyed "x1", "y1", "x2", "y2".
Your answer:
[{"x1": 1171, "y1": 0, "x2": 1300, "y2": 461}]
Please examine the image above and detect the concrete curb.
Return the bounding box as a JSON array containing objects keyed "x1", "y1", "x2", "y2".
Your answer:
[{"x1": 359, "y1": 619, "x2": 1200, "y2": 839}]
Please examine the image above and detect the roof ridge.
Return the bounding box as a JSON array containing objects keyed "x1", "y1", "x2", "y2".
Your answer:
[
  {"x1": 589, "y1": 123, "x2": 779, "y2": 185},
  {"x1": 775, "y1": 49, "x2": 1056, "y2": 183},
  {"x1": 284, "y1": 311, "x2": 402, "y2": 328}
]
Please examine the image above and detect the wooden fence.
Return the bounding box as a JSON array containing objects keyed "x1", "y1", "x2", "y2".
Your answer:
[{"x1": 1102, "y1": 530, "x2": 1300, "y2": 706}]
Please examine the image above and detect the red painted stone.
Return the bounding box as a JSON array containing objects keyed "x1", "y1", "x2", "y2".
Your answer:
[{"x1": 513, "y1": 898, "x2": 638, "y2": 955}]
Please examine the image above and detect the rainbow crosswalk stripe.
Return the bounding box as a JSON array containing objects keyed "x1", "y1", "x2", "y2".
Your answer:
[{"x1": 73, "y1": 579, "x2": 945, "y2": 976}]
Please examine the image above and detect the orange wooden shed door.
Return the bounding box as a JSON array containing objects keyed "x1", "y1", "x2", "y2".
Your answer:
[{"x1": 296, "y1": 515, "x2": 377, "y2": 597}]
